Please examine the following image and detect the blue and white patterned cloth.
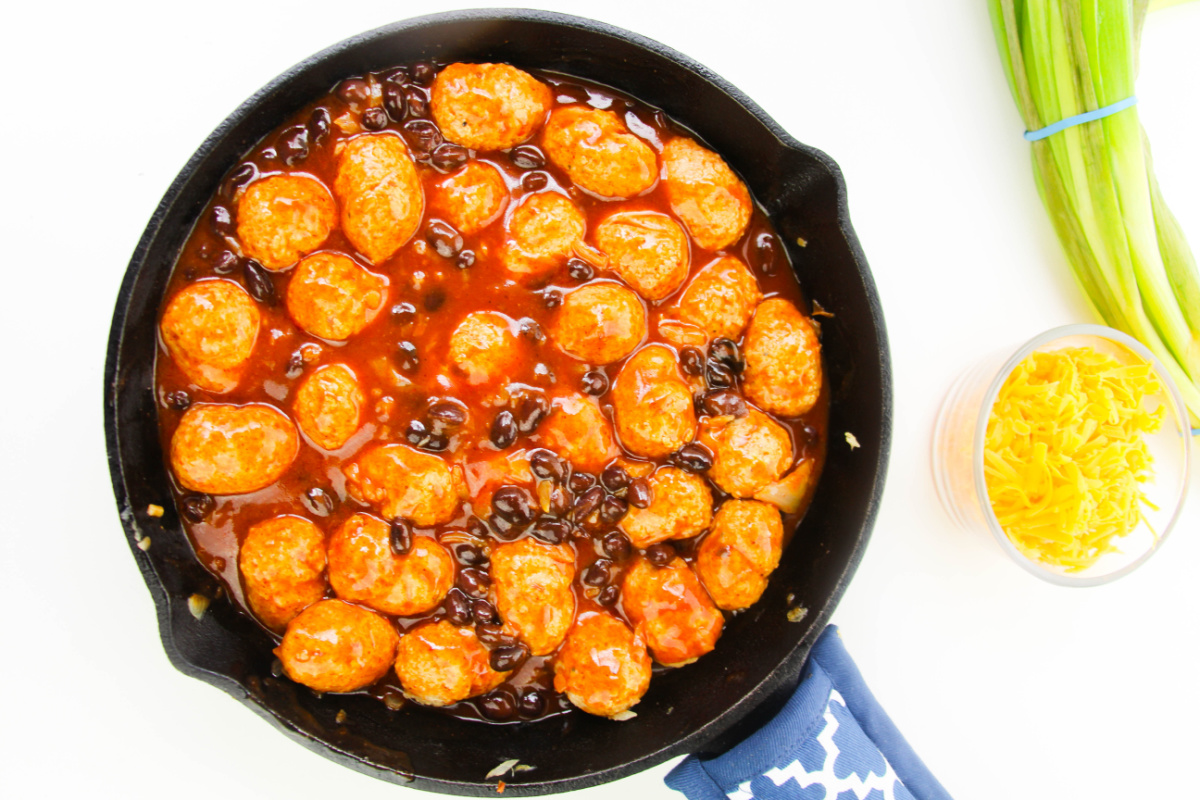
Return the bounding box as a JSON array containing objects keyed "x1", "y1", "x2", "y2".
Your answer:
[{"x1": 666, "y1": 626, "x2": 952, "y2": 800}]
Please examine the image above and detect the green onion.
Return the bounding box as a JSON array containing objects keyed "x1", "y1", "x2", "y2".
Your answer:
[{"x1": 989, "y1": 0, "x2": 1200, "y2": 423}]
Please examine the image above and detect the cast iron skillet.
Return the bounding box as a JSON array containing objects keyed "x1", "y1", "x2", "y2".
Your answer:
[{"x1": 104, "y1": 8, "x2": 892, "y2": 796}]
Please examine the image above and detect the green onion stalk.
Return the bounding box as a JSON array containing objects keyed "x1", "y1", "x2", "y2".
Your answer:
[{"x1": 989, "y1": 0, "x2": 1200, "y2": 423}]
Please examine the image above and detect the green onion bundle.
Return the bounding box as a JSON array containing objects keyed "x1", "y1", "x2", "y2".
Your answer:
[{"x1": 989, "y1": 0, "x2": 1200, "y2": 423}]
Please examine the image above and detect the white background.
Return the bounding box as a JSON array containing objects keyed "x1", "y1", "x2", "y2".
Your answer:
[{"x1": 2, "y1": 1, "x2": 1198, "y2": 798}]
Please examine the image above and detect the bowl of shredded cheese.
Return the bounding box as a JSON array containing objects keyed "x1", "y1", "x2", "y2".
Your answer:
[{"x1": 933, "y1": 324, "x2": 1192, "y2": 586}]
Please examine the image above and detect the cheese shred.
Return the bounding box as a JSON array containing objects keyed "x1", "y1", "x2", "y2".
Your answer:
[{"x1": 984, "y1": 347, "x2": 1163, "y2": 572}]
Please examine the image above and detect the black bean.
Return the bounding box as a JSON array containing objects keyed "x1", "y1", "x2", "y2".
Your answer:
[
  {"x1": 475, "y1": 623, "x2": 506, "y2": 647},
  {"x1": 453, "y1": 542, "x2": 488, "y2": 567},
  {"x1": 336, "y1": 77, "x2": 371, "y2": 106},
  {"x1": 455, "y1": 249, "x2": 476, "y2": 269},
  {"x1": 382, "y1": 66, "x2": 411, "y2": 84},
  {"x1": 513, "y1": 391, "x2": 549, "y2": 434},
  {"x1": 709, "y1": 338, "x2": 744, "y2": 372},
  {"x1": 308, "y1": 107, "x2": 333, "y2": 147},
  {"x1": 395, "y1": 340, "x2": 419, "y2": 373},
  {"x1": 531, "y1": 518, "x2": 570, "y2": 544},
  {"x1": 404, "y1": 86, "x2": 429, "y2": 119},
  {"x1": 602, "y1": 531, "x2": 632, "y2": 561},
  {"x1": 672, "y1": 442, "x2": 714, "y2": 473},
  {"x1": 391, "y1": 302, "x2": 417, "y2": 323},
  {"x1": 546, "y1": 484, "x2": 572, "y2": 517},
  {"x1": 569, "y1": 472, "x2": 597, "y2": 494},
  {"x1": 519, "y1": 318, "x2": 546, "y2": 344},
  {"x1": 478, "y1": 687, "x2": 518, "y2": 720},
  {"x1": 431, "y1": 143, "x2": 469, "y2": 172},
  {"x1": 472, "y1": 599, "x2": 499, "y2": 626},
  {"x1": 627, "y1": 478, "x2": 653, "y2": 509},
  {"x1": 580, "y1": 369, "x2": 609, "y2": 396},
  {"x1": 243, "y1": 260, "x2": 277, "y2": 306},
  {"x1": 389, "y1": 519, "x2": 413, "y2": 556},
  {"x1": 509, "y1": 145, "x2": 546, "y2": 170},
  {"x1": 583, "y1": 559, "x2": 612, "y2": 587},
  {"x1": 429, "y1": 400, "x2": 467, "y2": 429},
  {"x1": 411, "y1": 61, "x2": 436, "y2": 85},
  {"x1": 566, "y1": 258, "x2": 594, "y2": 282},
  {"x1": 421, "y1": 434, "x2": 450, "y2": 452},
  {"x1": 425, "y1": 220, "x2": 463, "y2": 258},
  {"x1": 458, "y1": 567, "x2": 490, "y2": 598},
  {"x1": 221, "y1": 163, "x2": 257, "y2": 199},
  {"x1": 601, "y1": 463, "x2": 632, "y2": 493},
  {"x1": 597, "y1": 584, "x2": 620, "y2": 606},
  {"x1": 488, "y1": 512, "x2": 519, "y2": 539},
  {"x1": 212, "y1": 249, "x2": 240, "y2": 275},
  {"x1": 362, "y1": 106, "x2": 388, "y2": 131},
  {"x1": 680, "y1": 346, "x2": 706, "y2": 376},
  {"x1": 285, "y1": 351, "x2": 306, "y2": 379},
  {"x1": 521, "y1": 172, "x2": 548, "y2": 192},
  {"x1": 382, "y1": 81, "x2": 407, "y2": 122},
  {"x1": 424, "y1": 288, "x2": 446, "y2": 312},
  {"x1": 529, "y1": 449, "x2": 566, "y2": 481},
  {"x1": 302, "y1": 487, "x2": 335, "y2": 517},
  {"x1": 598, "y1": 496, "x2": 628, "y2": 526},
  {"x1": 211, "y1": 204, "x2": 235, "y2": 237},
  {"x1": 574, "y1": 486, "x2": 604, "y2": 520},
  {"x1": 645, "y1": 543, "x2": 675, "y2": 567},
  {"x1": 701, "y1": 389, "x2": 747, "y2": 417},
  {"x1": 466, "y1": 515, "x2": 490, "y2": 539},
  {"x1": 543, "y1": 289, "x2": 563, "y2": 310},
  {"x1": 706, "y1": 360, "x2": 735, "y2": 389},
  {"x1": 492, "y1": 485, "x2": 535, "y2": 525},
  {"x1": 404, "y1": 119, "x2": 442, "y2": 154},
  {"x1": 443, "y1": 588, "x2": 472, "y2": 626},
  {"x1": 164, "y1": 390, "x2": 191, "y2": 411},
  {"x1": 754, "y1": 231, "x2": 779, "y2": 275},
  {"x1": 490, "y1": 644, "x2": 530, "y2": 673},
  {"x1": 490, "y1": 410, "x2": 517, "y2": 449},
  {"x1": 404, "y1": 418, "x2": 430, "y2": 446},
  {"x1": 519, "y1": 688, "x2": 549, "y2": 718},
  {"x1": 180, "y1": 494, "x2": 215, "y2": 523},
  {"x1": 278, "y1": 124, "x2": 310, "y2": 165}
]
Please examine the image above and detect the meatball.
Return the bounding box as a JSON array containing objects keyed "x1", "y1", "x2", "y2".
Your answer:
[
  {"x1": 695, "y1": 500, "x2": 784, "y2": 611},
  {"x1": 394, "y1": 620, "x2": 509, "y2": 707},
  {"x1": 490, "y1": 538, "x2": 575, "y2": 656},
  {"x1": 743, "y1": 298, "x2": 823, "y2": 418},
  {"x1": 448, "y1": 311, "x2": 525, "y2": 387},
  {"x1": 160, "y1": 279, "x2": 260, "y2": 393},
  {"x1": 286, "y1": 252, "x2": 389, "y2": 342},
  {"x1": 428, "y1": 161, "x2": 508, "y2": 235},
  {"x1": 661, "y1": 136, "x2": 752, "y2": 251},
  {"x1": 275, "y1": 599, "x2": 398, "y2": 693},
  {"x1": 238, "y1": 515, "x2": 327, "y2": 630},
  {"x1": 343, "y1": 444, "x2": 465, "y2": 526},
  {"x1": 698, "y1": 409, "x2": 793, "y2": 498},
  {"x1": 537, "y1": 393, "x2": 619, "y2": 473},
  {"x1": 542, "y1": 106, "x2": 657, "y2": 199},
  {"x1": 553, "y1": 611, "x2": 652, "y2": 718},
  {"x1": 612, "y1": 345, "x2": 696, "y2": 458},
  {"x1": 292, "y1": 364, "x2": 364, "y2": 451},
  {"x1": 594, "y1": 211, "x2": 689, "y2": 301},
  {"x1": 430, "y1": 62, "x2": 552, "y2": 151},
  {"x1": 236, "y1": 174, "x2": 337, "y2": 271},
  {"x1": 621, "y1": 556, "x2": 723, "y2": 667},
  {"x1": 674, "y1": 256, "x2": 761, "y2": 341},
  {"x1": 327, "y1": 513, "x2": 454, "y2": 617},
  {"x1": 619, "y1": 466, "x2": 713, "y2": 549},
  {"x1": 334, "y1": 132, "x2": 424, "y2": 264},
  {"x1": 549, "y1": 282, "x2": 646, "y2": 364},
  {"x1": 500, "y1": 192, "x2": 586, "y2": 279},
  {"x1": 170, "y1": 403, "x2": 298, "y2": 495}
]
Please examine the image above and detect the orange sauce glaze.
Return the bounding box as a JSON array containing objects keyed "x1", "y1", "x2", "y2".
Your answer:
[{"x1": 154, "y1": 65, "x2": 829, "y2": 722}]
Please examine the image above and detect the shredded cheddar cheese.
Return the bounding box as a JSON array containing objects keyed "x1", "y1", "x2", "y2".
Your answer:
[{"x1": 983, "y1": 347, "x2": 1163, "y2": 571}]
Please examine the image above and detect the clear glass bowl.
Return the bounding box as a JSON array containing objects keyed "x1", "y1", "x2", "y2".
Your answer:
[{"x1": 932, "y1": 324, "x2": 1192, "y2": 586}]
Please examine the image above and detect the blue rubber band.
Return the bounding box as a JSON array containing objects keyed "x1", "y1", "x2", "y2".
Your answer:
[{"x1": 1024, "y1": 96, "x2": 1138, "y2": 141}]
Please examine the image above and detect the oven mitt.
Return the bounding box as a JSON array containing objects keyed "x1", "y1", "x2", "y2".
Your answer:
[{"x1": 665, "y1": 625, "x2": 952, "y2": 800}]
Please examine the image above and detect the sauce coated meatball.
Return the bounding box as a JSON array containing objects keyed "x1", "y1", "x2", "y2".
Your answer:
[
  {"x1": 394, "y1": 620, "x2": 509, "y2": 707},
  {"x1": 344, "y1": 444, "x2": 465, "y2": 526},
  {"x1": 490, "y1": 538, "x2": 576, "y2": 656},
  {"x1": 542, "y1": 106, "x2": 657, "y2": 199},
  {"x1": 170, "y1": 403, "x2": 299, "y2": 495},
  {"x1": 286, "y1": 252, "x2": 389, "y2": 341},
  {"x1": 275, "y1": 599, "x2": 398, "y2": 693},
  {"x1": 428, "y1": 161, "x2": 508, "y2": 235},
  {"x1": 674, "y1": 256, "x2": 762, "y2": 342},
  {"x1": 160, "y1": 279, "x2": 260, "y2": 393},
  {"x1": 431, "y1": 62, "x2": 552, "y2": 151},
  {"x1": 698, "y1": 409, "x2": 793, "y2": 498},
  {"x1": 612, "y1": 345, "x2": 696, "y2": 458},
  {"x1": 334, "y1": 132, "x2": 424, "y2": 264},
  {"x1": 448, "y1": 311, "x2": 525, "y2": 387},
  {"x1": 537, "y1": 393, "x2": 619, "y2": 473},
  {"x1": 549, "y1": 282, "x2": 646, "y2": 364},
  {"x1": 236, "y1": 174, "x2": 337, "y2": 271},
  {"x1": 292, "y1": 364, "x2": 364, "y2": 451},
  {"x1": 661, "y1": 137, "x2": 752, "y2": 252},
  {"x1": 619, "y1": 466, "x2": 713, "y2": 549},
  {"x1": 696, "y1": 500, "x2": 784, "y2": 611},
  {"x1": 594, "y1": 211, "x2": 689, "y2": 301},
  {"x1": 553, "y1": 612, "x2": 652, "y2": 718},
  {"x1": 238, "y1": 515, "x2": 327, "y2": 630},
  {"x1": 500, "y1": 192, "x2": 586, "y2": 279},
  {"x1": 743, "y1": 298, "x2": 823, "y2": 418},
  {"x1": 328, "y1": 513, "x2": 454, "y2": 616},
  {"x1": 621, "y1": 556, "x2": 723, "y2": 668}
]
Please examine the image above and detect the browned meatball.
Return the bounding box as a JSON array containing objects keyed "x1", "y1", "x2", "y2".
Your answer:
[
  {"x1": 275, "y1": 599, "x2": 398, "y2": 693},
  {"x1": 334, "y1": 133, "x2": 424, "y2": 264},
  {"x1": 674, "y1": 256, "x2": 761, "y2": 341},
  {"x1": 542, "y1": 106, "x2": 657, "y2": 199},
  {"x1": 292, "y1": 364, "x2": 364, "y2": 451},
  {"x1": 698, "y1": 409, "x2": 793, "y2": 498},
  {"x1": 695, "y1": 500, "x2": 784, "y2": 611},
  {"x1": 743, "y1": 298, "x2": 823, "y2": 417},
  {"x1": 549, "y1": 282, "x2": 646, "y2": 364},
  {"x1": 553, "y1": 611, "x2": 652, "y2": 718},
  {"x1": 343, "y1": 444, "x2": 465, "y2": 526},
  {"x1": 537, "y1": 393, "x2": 620, "y2": 473},
  {"x1": 394, "y1": 620, "x2": 509, "y2": 707},
  {"x1": 327, "y1": 513, "x2": 454, "y2": 617},
  {"x1": 170, "y1": 403, "x2": 299, "y2": 495},
  {"x1": 500, "y1": 192, "x2": 586, "y2": 279},
  {"x1": 619, "y1": 466, "x2": 713, "y2": 549},
  {"x1": 160, "y1": 279, "x2": 260, "y2": 393},
  {"x1": 611, "y1": 345, "x2": 696, "y2": 458},
  {"x1": 431, "y1": 63, "x2": 552, "y2": 151},
  {"x1": 594, "y1": 211, "x2": 689, "y2": 301},
  {"x1": 490, "y1": 538, "x2": 575, "y2": 656},
  {"x1": 238, "y1": 515, "x2": 327, "y2": 630},
  {"x1": 661, "y1": 136, "x2": 752, "y2": 251},
  {"x1": 428, "y1": 161, "x2": 509, "y2": 235},
  {"x1": 447, "y1": 311, "x2": 525, "y2": 387},
  {"x1": 621, "y1": 557, "x2": 723, "y2": 667},
  {"x1": 286, "y1": 252, "x2": 389, "y2": 342},
  {"x1": 236, "y1": 174, "x2": 337, "y2": 271}
]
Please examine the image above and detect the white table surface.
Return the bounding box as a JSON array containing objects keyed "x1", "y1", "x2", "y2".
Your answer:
[{"x1": 3, "y1": 1, "x2": 1198, "y2": 798}]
